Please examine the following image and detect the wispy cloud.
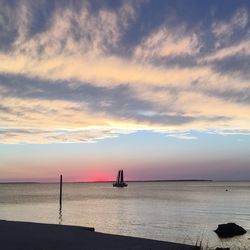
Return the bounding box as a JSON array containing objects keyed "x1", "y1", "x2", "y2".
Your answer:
[
  {"x1": 0, "y1": 128, "x2": 135, "y2": 144},
  {"x1": 212, "y1": 7, "x2": 248, "y2": 48},
  {"x1": 166, "y1": 133, "x2": 197, "y2": 140},
  {"x1": 133, "y1": 25, "x2": 201, "y2": 61}
]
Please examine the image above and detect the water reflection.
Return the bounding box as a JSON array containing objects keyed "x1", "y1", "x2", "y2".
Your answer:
[
  {"x1": 1, "y1": 182, "x2": 250, "y2": 249},
  {"x1": 58, "y1": 208, "x2": 63, "y2": 225}
]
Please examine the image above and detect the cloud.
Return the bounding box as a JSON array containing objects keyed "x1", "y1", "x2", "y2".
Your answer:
[
  {"x1": 11, "y1": 0, "x2": 137, "y2": 57},
  {"x1": 0, "y1": 1, "x2": 249, "y2": 144},
  {"x1": 0, "y1": 74, "x2": 194, "y2": 126},
  {"x1": 207, "y1": 129, "x2": 250, "y2": 136},
  {"x1": 202, "y1": 38, "x2": 250, "y2": 63},
  {"x1": 0, "y1": 2, "x2": 248, "y2": 92},
  {"x1": 166, "y1": 133, "x2": 197, "y2": 140},
  {"x1": 0, "y1": 52, "x2": 211, "y2": 87},
  {"x1": 0, "y1": 128, "x2": 134, "y2": 144},
  {"x1": 1, "y1": 73, "x2": 249, "y2": 143},
  {"x1": 133, "y1": 25, "x2": 201, "y2": 61},
  {"x1": 212, "y1": 7, "x2": 248, "y2": 48},
  {"x1": 202, "y1": 7, "x2": 249, "y2": 64}
]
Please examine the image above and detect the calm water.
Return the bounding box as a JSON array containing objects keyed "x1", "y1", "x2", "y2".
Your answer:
[{"x1": 0, "y1": 181, "x2": 250, "y2": 249}]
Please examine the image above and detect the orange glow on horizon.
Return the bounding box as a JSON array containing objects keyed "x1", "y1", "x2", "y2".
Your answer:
[
  {"x1": 81, "y1": 175, "x2": 113, "y2": 182},
  {"x1": 77, "y1": 167, "x2": 116, "y2": 183}
]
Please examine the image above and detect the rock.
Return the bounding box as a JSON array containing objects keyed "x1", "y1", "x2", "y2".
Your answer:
[{"x1": 214, "y1": 223, "x2": 246, "y2": 238}]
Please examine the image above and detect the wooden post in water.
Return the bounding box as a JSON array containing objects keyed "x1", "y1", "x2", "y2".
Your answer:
[{"x1": 59, "y1": 175, "x2": 62, "y2": 210}]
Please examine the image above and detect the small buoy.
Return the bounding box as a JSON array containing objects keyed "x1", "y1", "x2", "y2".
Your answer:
[{"x1": 225, "y1": 189, "x2": 228, "y2": 191}]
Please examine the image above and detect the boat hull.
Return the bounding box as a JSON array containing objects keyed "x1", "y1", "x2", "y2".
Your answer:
[{"x1": 113, "y1": 182, "x2": 128, "y2": 187}]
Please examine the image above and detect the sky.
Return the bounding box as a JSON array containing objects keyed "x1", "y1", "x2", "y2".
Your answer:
[{"x1": 0, "y1": 0, "x2": 250, "y2": 182}]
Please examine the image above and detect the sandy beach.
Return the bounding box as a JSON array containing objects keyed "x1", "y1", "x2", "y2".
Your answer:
[{"x1": 0, "y1": 220, "x2": 198, "y2": 250}]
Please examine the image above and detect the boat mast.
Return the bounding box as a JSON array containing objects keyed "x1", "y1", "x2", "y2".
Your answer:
[
  {"x1": 117, "y1": 170, "x2": 120, "y2": 183},
  {"x1": 121, "y1": 170, "x2": 124, "y2": 182}
]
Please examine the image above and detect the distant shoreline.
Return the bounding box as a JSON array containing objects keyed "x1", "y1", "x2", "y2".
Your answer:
[
  {"x1": 0, "y1": 179, "x2": 250, "y2": 184},
  {"x1": 1, "y1": 179, "x2": 246, "y2": 184},
  {"x1": 2, "y1": 179, "x2": 250, "y2": 184}
]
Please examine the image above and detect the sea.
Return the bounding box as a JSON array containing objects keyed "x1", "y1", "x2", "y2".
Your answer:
[{"x1": 0, "y1": 181, "x2": 249, "y2": 249}]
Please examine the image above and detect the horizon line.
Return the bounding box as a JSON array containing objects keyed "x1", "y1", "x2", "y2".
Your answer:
[{"x1": 2, "y1": 179, "x2": 249, "y2": 184}]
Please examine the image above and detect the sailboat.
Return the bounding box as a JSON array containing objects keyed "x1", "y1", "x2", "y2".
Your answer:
[{"x1": 113, "y1": 169, "x2": 128, "y2": 187}]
